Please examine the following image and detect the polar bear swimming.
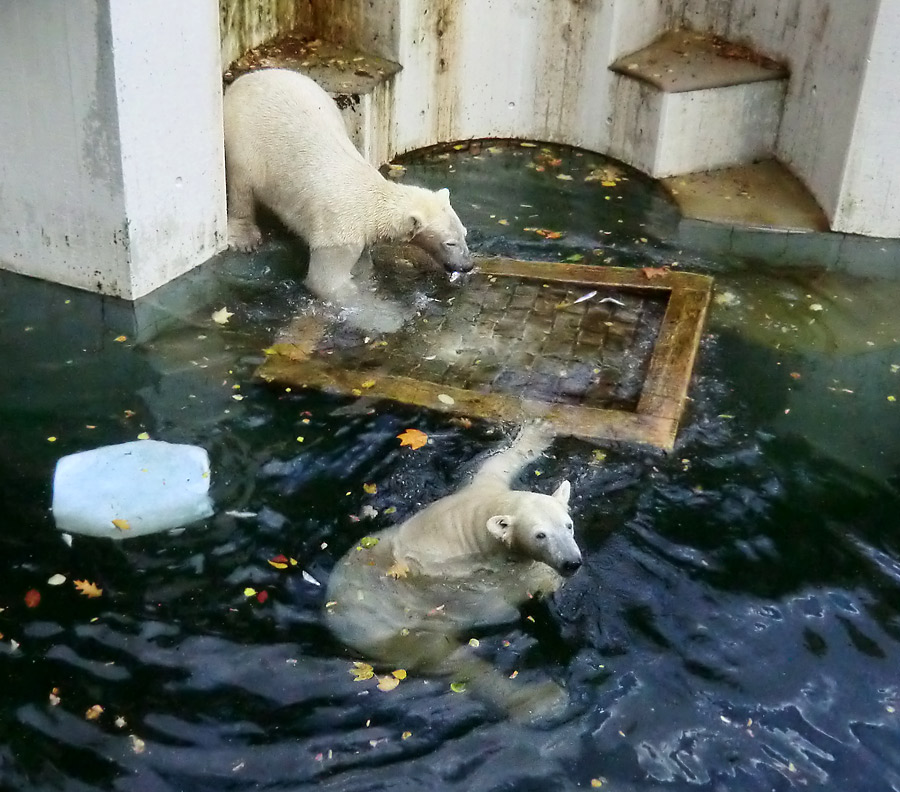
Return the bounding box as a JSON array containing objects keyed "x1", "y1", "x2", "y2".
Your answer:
[
  {"x1": 223, "y1": 69, "x2": 471, "y2": 314},
  {"x1": 324, "y1": 423, "x2": 582, "y2": 719}
]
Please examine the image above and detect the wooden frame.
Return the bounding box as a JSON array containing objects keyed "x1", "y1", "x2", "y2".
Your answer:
[{"x1": 257, "y1": 258, "x2": 713, "y2": 450}]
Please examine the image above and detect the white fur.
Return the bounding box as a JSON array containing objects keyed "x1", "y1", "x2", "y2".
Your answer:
[
  {"x1": 223, "y1": 69, "x2": 470, "y2": 301},
  {"x1": 324, "y1": 424, "x2": 581, "y2": 718}
]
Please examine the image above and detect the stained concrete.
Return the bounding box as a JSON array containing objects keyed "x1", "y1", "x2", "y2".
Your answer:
[
  {"x1": 610, "y1": 30, "x2": 787, "y2": 93},
  {"x1": 663, "y1": 160, "x2": 829, "y2": 233}
]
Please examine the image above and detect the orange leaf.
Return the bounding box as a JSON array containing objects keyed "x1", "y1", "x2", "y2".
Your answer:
[
  {"x1": 24, "y1": 589, "x2": 41, "y2": 608},
  {"x1": 642, "y1": 266, "x2": 669, "y2": 280},
  {"x1": 397, "y1": 429, "x2": 428, "y2": 450},
  {"x1": 111, "y1": 518, "x2": 131, "y2": 531},
  {"x1": 268, "y1": 554, "x2": 289, "y2": 570},
  {"x1": 74, "y1": 580, "x2": 103, "y2": 598}
]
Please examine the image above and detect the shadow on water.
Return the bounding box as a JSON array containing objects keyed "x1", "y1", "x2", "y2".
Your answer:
[{"x1": 2, "y1": 142, "x2": 900, "y2": 791}]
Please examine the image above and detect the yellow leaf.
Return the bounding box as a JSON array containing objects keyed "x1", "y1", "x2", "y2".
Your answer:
[
  {"x1": 402, "y1": 731, "x2": 413, "y2": 740},
  {"x1": 137, "y1": 432, "x2": 150, "y2": 441},
  {"x1": 351, "y1": 661, "x2": 374, "y2": 681},
  {"x1": 392, "y1": 669, "x2": 407, "y2": 680},
  {"x1": 377, "y1": 675, "x2": 400, "y2": 691},
  {"x1": 468, "y1": 638, "x2": 480, "y2": 648},
  {"x1": 114, "y1": 335, "x2": 127, "y2": 343},
  {"x1": 450, "y1": 681, "x2": 467, "y2": 693},
  {"x1": 211, "y1": 307, "x2": 233, "y2": 325},
  {"x1": 591, "y1": 780, "x2": 603, "y2": 788},
  {"x1": 74, "y1": 580, "x2": 103, "y2": 598},
  {"x1": 397, "y1": 428, "x2": 428, "y2": 450},
  {"x1": 363, "y1": 483, "x2": 377, "y2": 495},
  {"x1": 243, "y1": 587, "x2": 258, "y2": 597},
  {"x1": 361, "y1": 380, "x2": 376, "y2": 389},
  {"x1": 386, "y1": 561, "x2": 409, "y2": 579},
  {"x1": 111, "y1": 518, "x2": 131, "y2": 531},
  {"x1": 85, "y1": 704, "x2": 104, "y2": 720}
]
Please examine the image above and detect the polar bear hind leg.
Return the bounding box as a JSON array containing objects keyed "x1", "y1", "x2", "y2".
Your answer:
[{"x1": 226, "y1": 162, "x2": 263, "y2": 252}]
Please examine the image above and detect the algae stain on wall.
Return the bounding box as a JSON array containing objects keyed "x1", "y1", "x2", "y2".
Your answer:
[{"x1": 220, "y1": 0, "x2": 314, "y2": 68}]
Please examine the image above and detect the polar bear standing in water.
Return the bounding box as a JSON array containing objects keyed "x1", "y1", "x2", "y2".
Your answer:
[
  {"x1": 325, "y1": 423, "x2": 582, "y2": 719},
  {"x1": 223, "y1": 69, "x2": 471, "y2": 307}
]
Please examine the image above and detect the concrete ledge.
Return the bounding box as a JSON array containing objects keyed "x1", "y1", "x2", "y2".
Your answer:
[{"x1": 610, "y1": 30, "x2": 787, "y2": 93}]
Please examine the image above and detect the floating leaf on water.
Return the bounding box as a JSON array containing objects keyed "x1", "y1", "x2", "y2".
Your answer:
[
  {"x1": 136, "y1": 432, "x2": 150, "y2": 441},
  {"x1": 130, "y1": 735, "x2": 146, "y2": 754},
  {"x1": 268, "y1": 555, "x2": 289, "y2": 569},
  {"x1": 468, "y1": 638, "x2": 480, "y2": 648},
  {"x1": 437, "y1": 394, "x2": 455, "y2": 405},
  {"x1": 809, "y1": 303, "x2": 823, "y2": 312},
  {"x1": 114, "y1": 716, "x2": 126, "y2": 728},
  {"x1": 302, "y1": 570, "x2": 321, "y2": 587},
  {"x1": 363, "y1": 483, "x2": 377, "y2": 495},
  {"x1": 211, "y1": 307, "x2": 233, "y2": 325},
  {"x1": 85, "y1": 704, "x2": 104, "y2": 721},
  {"x1": 359, "y1": 536, "x2": 379, "y2": 549},
  {"x1": 256, "y1": 590, "x2": 269, "y2": 603},
  {"x1": 361, "y1": 380, "x2": 376, "y2": 389},
  {"x1": 384, "y1": 506, "x2": 397, "y2": 515},
  {"x1": 377, "y1": 675, "x2": 400, "y2": 692},
  {"x1": 24, "y1": 589, "x2": 41, "y2": 608},
  {"x1": 392, "y1": 669, "x2": 407, "y2": 680},
  {"x1": 74, "y1": 580, "x2": 102, "y2": 598},
  {"x1": 450, "y1": 682, "x2": 467, "y2": 693},
  {"x1": 402, "y1": 731, "x2": 413, "y2": 740},
  {"x1": 111, "y1": 518, "x2": 131, "y2": 531},
  {"x1": 591, "y1": 779, "x2": 604, "y2": 788},
  {"x1": 592, "y1": 450, "x2": 607, "y2": 463},
  {"x1": 351, "y1": 661, "x2": 374, "y2": 681},
  {"x1": 47, "y1": 574, "x2": 66, "y2": 586},
  {"x1": 564, "y1": 254, "x2": 585, "y2": 263},
  {"x1": 397, "y1": 429, "x2": 428, "y2": 450},
  {"x1": 243, "y1": 587, "x2": 258, "y2": 597},
  {"x1": 114, "y1": 335, "x2": 127, "y2": 343}
]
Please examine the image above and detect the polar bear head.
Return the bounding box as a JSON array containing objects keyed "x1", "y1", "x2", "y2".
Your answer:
[
  {"x1": 486, "y1": 481, "x2": 582, "y2": 576},
  {"x1": 405, "y1": 187, "x2": 472, "y2": 273}
]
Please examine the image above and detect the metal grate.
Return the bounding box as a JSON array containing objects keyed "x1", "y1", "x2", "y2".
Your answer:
[{"x1": 258, "y1": 259, "x2": 713, "y2": 449}]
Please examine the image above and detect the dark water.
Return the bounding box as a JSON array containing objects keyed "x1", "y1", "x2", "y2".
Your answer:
[{"x1": 3, "y1": 143, "x2": 900, "y2": 791}]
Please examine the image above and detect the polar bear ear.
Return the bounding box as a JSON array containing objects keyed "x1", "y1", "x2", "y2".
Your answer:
[
  {"x1": 552, "y1": 480, "x2": 571, "y2": 507},
  {"x1": 486, "y1": 515, "x2": 515, "y2": 546},
  {"x1": 405, "y1": 211, "x2": 424, "y2": 241},
  {"x1": 437, "y1": 187, "x2": 451, "y2": 203}
]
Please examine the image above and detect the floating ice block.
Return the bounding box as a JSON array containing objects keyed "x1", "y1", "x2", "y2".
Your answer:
[{"x1": 52, "y1": 440, "x2": 213, "y2": 539}]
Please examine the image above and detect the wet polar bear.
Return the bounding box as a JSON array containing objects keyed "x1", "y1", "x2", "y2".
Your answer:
[
  {"x1": 223, "y1": 69, "x2": 471, "y2": 307},
  {"x1": 325, "y1": 423, "x2": 582, "y2": 719}
]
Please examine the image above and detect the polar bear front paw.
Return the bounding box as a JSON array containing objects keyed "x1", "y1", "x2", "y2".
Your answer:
[{"x1": 228, "y1": 219, "x2": 263, "y2": 252}]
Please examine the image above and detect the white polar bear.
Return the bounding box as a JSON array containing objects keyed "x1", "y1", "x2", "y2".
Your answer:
[
  {"x1": 324, "y1": 423, "x2": 582, "y2": 719},
  {"x1": 222, "y1": 69, "x2": 471, "y2": 304}
]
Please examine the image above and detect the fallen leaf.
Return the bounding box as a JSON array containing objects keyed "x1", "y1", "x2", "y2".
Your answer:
[
  {"x1": 243, "y1": 587, "x2": 257, "y2": 597},
  {"x1": 114, "y1": 335, "x2": 127, "y2": 343},
  {"x1": 114, "y1": 716, "x2": 127, "y2": 728},
  {"x1": 268, "y1": 555, "x2": 290, "y2": 570},
  {"x1": 361, "y1": 380, "x2": 376, "y2": 389},
  {"x1": 363, "y1": 483, "x2": 377, "y2": 495},
  {"x1": 468, "y1": 638, "x2": 480, "y2": 648},
  {"x1": 49, "y1": 688, "x2": 61, "y2": 706},
  {"x1": 351, "y1": 661, "x2": 374, "y2": 681},
  {"x1": 130, "y1": 735, "x2": 146, "y2": 754},
  {"x1": 377, "y1": 675, "x2": 400, "y2": 692},
  {"x1": 211, "y1": 307, "x2": 234, "y2": 324},
  {"x1": 74, "y1": 580, "x2": 102, "y2": 598},
  {"x1": 136, "y1": 432, "x2": 150, "y2": 441},
  {"x1": 564, "y1": 253, "x2": 584, "y2": 263},
  {"x1": 591, "y1": 780, "x2": 604, "y2": 788},
  {"x1": 524, "y1": 227, "x2": 564, "y2": 240},
  {"x1": 24, "y1": 589, "x2": 41, "y2": 608},
  {"x1": 111, "y1": 518, "x2": 131, "y2": 531},
  {"x1": 256, "y1": 590, "x2": 269, "y2": 603},
  {"x1": 402, "y1": 731, "x2": 413, "y2": 740},
  {"x1": 450, "y1": 682, "x2": 467, "y2": 693},
  {"x1": 47, "y1": 574, "x2": 66, "y2": 586},
  {"x1": 358, "y1": 536, "x2": 379, "y2": 549},
  {"x1": 556, "y1": 173, "x2": 573, "y2": 181},
  {"x1": 397, "y1": 429, "x2": 428, "y2": 450},
  {"x1": 642, "y1": 266, "x2": 669, "y2": 279},
  {"x1": 85, "y1": 704, "x2": 104, "y2": 721},
  {"x1": 790, "y1": 372, "x2": 802, "y2": 380},
  {"x1": 392, "y1": 669, "x2": 407, "y2": 680},
  {"x1": 386, "y1": 561, "x2": 410, "y2": 579},
  {"x1": 437, "y1": 394, "x2": 455, "y2": 405}
]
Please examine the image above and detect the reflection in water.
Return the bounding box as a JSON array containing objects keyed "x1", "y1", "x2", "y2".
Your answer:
[{"x1": 2, "y1": 143, "x2": 900, "y2": 791}]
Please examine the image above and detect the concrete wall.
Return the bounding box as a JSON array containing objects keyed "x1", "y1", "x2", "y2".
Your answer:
[
  {"x1": 676, "y1": 0, "x2": 889, "y2": 236},
  {"x1": 0, "y1": 0, "x2": 226, "y2": 299},
  {"x1": 220, "y1": 0, "x2": 314, "y2": 68}
]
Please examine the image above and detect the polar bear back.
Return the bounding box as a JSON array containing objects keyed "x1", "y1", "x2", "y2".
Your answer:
[{"x1": 223, "y1": 69, "x2": 386, "y2": 247}]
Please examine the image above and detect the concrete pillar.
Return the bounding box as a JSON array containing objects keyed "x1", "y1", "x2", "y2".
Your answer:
[
  {"x1": 832, "y1": 0, "x2": 900, "y2": 238},
  {"x1": 0, "y1": 0, "x2": 226, "y2": 300}
]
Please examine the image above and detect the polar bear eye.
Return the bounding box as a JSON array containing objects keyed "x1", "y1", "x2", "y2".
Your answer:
[
  {"x1": 535, "y1": 532, "x2": 547, "y2": 541},
  {"x1": 444, "y1": 240, "x2": 458, "y2": 247}
]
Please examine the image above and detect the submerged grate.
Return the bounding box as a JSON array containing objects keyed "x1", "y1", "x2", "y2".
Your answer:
[{"x1": 258, "y1": 259, "x2": 713, "y2": 449}]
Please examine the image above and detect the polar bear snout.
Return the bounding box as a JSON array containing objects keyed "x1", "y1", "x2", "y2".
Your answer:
[
  {"x1": 560, "y1": 556, "x2": 583, "y2": 577},
  {"x1": 441, "y1": 239, "x2": 473, "y2": 273}
]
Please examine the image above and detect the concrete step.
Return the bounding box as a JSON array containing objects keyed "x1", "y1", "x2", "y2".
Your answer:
[
  {"x1": 225, "y1": 35, "x2": 401, "y2": 165},
  {"x1": 608, "y1": 30, "x2": 788, "y2": 178}
]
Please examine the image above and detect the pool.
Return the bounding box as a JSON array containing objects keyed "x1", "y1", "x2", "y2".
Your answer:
[{"x1": 2, "y1": 142, "x2": 900, "y2": 791}]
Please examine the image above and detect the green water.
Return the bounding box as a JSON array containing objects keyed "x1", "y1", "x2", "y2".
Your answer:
[{"x1": 1, "y1": 142, "x2": 900, "y2": 791}]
